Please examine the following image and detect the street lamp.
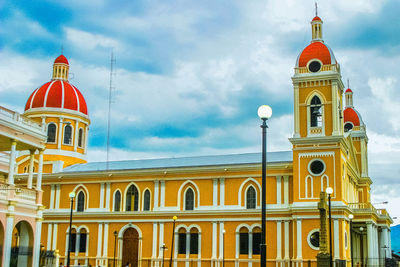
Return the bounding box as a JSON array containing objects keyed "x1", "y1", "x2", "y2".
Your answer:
[
  {"x1": 222, "y1": 229, "x2": 226, "y2": 267},
  {"x1": 326, "y1": 187, "x2": 333, "y2": 267},
  {"x1": 161, "y1": 243, "x2": 168, "y2": 267},
  {"x1": 66, "y1": 191, "x2": 76, "y2": 267},
  {"x1": 349, "y1": 214, "x2": 354, "y2": 267},
  {"x1": 360, "y1": 227, "x2": 364, "y2": 267},
  {"x1": 113, "y1": 230, "x2": 118, "y2": 267},
  {"x1": 258, "y1": 104, "x2": 272, "y2": 267},
  {"x1": 169, "y1": 216, "x2": 177, "y2": 267}
]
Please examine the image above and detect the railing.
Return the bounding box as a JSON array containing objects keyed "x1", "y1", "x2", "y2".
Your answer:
[
  {"x1": 294, "y1": 64, "x2": 340, "y2": 74},
  {"x1": 0, "y1": 105, "x2": 43, "y2": 132},
  {"x1": 349, "y1": 203, "x2": 391, "y2": 218},
  {"x1": 0, "y1": 182, "x2": 37, "y2": 205},
  {"x1": 14, "y1": 187, "x2": 37, "y2": 203}
]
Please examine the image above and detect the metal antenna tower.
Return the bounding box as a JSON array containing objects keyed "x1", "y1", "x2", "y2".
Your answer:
[{"x1": 106, "y1": 51, "x2": 116, "y2": 170}]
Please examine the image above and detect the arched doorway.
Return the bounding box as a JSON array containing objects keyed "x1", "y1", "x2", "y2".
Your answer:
[
  {"x1": 10, "y1": 221, "x2": 33, "y2": 267},
  {"x1": 122, "y1": 228, "x2": 139, "y2": 267}
]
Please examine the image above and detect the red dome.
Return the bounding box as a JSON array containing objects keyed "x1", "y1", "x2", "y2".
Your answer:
[
  {"x1": 345, "y1": 88, "x2": 353, "y2": 93},
  {"x1": 296, "y1": 42, "x2": 336, "y2": 67},
  {"x1": 25, "y1": 80, "x2": 88, "y2": 115},
  {"x1": 344, "y1": 107, "x2": 362, "y2": 127},
  {"x1": 54, "y1": 55, "x2": 69, "y2": 65},
  {"x1": 312, "y1": 16, "x2": 322, "y2": 22}
]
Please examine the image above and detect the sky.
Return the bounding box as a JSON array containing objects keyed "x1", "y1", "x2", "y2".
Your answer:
[{"x1": 1, "y1": 0, "x2": 400, "y2": 223}]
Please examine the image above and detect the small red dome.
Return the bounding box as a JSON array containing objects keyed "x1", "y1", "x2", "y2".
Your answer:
[
  {"x1": 345, "y1": 88, "x2": 353, "y2": 93},
  {"x1": 344, "y1": 107, "x2": 362, "y2": 127},
  {"x1": 54, "y1": 55, "x2": 69, "y2": 65},
  {"x1": 296, "y1": 42, "x2": 336, "y2": 67},
  {"x1": 25, "y1": 80, "x2": 88, "y2": 115},
  {"x1": 312, "y1": 16, "x2": 322, "y2": 22}
]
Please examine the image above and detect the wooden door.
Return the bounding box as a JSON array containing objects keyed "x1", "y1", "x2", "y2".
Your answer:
[{"x1": 122, "y1": 228, "x2": 139, "y2": 267}]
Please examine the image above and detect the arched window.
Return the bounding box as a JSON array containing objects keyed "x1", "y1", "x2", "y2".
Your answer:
[
  {"x1": 47, "y1": 123, "x2": 56, "y2": 143},
  {"x1": 185, "y1": 188, "x2": 194, "y2": 210},
  {"x1": 77, "y1": 191, "x2": 85, "y2": 212},
  {"x1": 252, "y1": 227, "x2": 262, "y2": 255},
  {"x1": 239, "y1": 227, "x2": 249, "y2": 255},
  {"x1": 126, "y1": 185, "x2": 139, "y2": 211},
  {"x1": 246, "y1": 186, "x2": 256, "y2": 209},
  {"x1": 310, "y1": 96, "x2": 322, "y2": 127},
  {"x1": 64, "y1": 124, "x2": 73, "y2": 145},
  {"x1": 79, "y1": 228, "x2": 87, "y2": 252},
  {"x1": 306, "y1": 176, "x2": 313, "y2": 198},
  {"x1": 143, "y1": 189, "x2": 150, "y2": 211},
  {"x1": 114, "y1": 190, "x2": 121, "y2": 211},
  {"x1": 78, "y1": 128, "x2": 84, "y2": 147}
]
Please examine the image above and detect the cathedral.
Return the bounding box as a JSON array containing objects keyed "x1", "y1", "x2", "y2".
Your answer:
[{"x1": 0, "y1": 14, "x2": 393, "y2": 267}]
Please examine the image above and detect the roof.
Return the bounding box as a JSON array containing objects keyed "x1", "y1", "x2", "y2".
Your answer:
[
  {"x1": 62, "y1": 151, "x2": 293, "y2": 173},
  {"x1": 296, "y1": 42, "x2": 337, "y2": 67},
  {"x1": 312, "y1": 16, "x2": 322, "y2": 22},
  {"x1": 344, "y1": 107, "x2": 364, "y2": 127},
  {"x1": 345, "y1": 88, "x2": 353, "y2": 93},
  {"x1": 54, "y1": 54, "x2": 69, "y2": 65},
  {"x1": 25, "y1": 80, "x2": 88, "y2": 115}
]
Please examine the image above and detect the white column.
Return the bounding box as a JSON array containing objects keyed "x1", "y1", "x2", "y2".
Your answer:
[
  {"x1": 283, "y1": 176, "x2": 289, "y2": 205},
  {"x1": 32, "y1": 218, "x2": 43, "y2": 267},
  {"x1": 296, "y1": 219, "x2": 302, "y2": 259},
  {"x1": 8, "y1": 140, "x2": 16, "y2": 184},
  {"x1": 58, "y1": 118, "x2": 63, "y2": 149},
  {"x1": 97, "y1": 223, "x2": 103, "y2": 258},
  {"x1": 186, "y1": 232, "x2": 190, "y2": 259},
  {"x1": 84, "y1": 125, "x2": 89, "y2": 154},
  {"x1": 284, "y1": 221, "x2": 290, "y2": 260},
  {"x1": 276, "y1": 221, "x2": 282, "y2": 259},
  {"x1": 49, "y1": 185, "x2": 55, "y2": 209},
  {"x1": 235, "y1": 232, "x2": 239, "y2": 259},
  {"x1": 388, "y1": 230, "x2": 392, "y2": 258},
  {"x1": 219, "y1": 222, "x2": 224, "y2": 259},
  {"x1": 100, "y1": 182, "x2": 105, "y2": 209},
  {"x1": 47, "y1": 223, "x2": 53, "y2": 250},
  {"x1": 52, "y1": 223, "x2": 58, "y2": 250},
  {"x1": 174, "y1": 231, "x2": 178, "y2": 267},
  {"x1": 74, "y1": 119, "x2": 79, "y2": 151},
  {"x1": 154, "y1": 180, "x2": 159, "y2": 210},
  {"x1": 3, "y1": 213, "x2": 15, "y2": 267},
  {"x1": 160, "y1": 181, "x2": 165, "y2": 208},
  {"x1": 367, "y1": 223, "x2": 373, "y2": 265},
  {"x1": 158, "y1": 222, "x2": 164, "y2": 258},
  {"x1": 249, "y1": 232, "x2": 253, "y2": 258},
  {"x1": 36, "y1": 150, "x2": 43, "y2": 190},
  {"x1": 276, "y1": 176, "x2": 282, "y2": 204},
  {"x1": 381, "y1": 227, "x2": 389, "y2": 258},
  {"x1": 103, "y1": 223, "x2": 109, "y2": 257},
  {"x1": 55, "y1": 184, "x2": 60, "y2": 209},
  {"x1": 294, "y1": 84, "x2": 300, "y2": 137},
  {"x1": 334, "y1": 219, "x2": 339, "y2": 259},
  {"x1": 27, "y1": 150, "x2": 35, "y2": 188},
  {"x1": 212, "y1": 222, "x2": 217, "y2": 259},
  {"x1": 332, "y1": 82, "x2": 339, "y2": 135},
  {"x1": 105, "y1": 182, "x2": 111, "y2": 210},
  {"x1": 213, "y1": 179, "x2": 218, "y2": 207},
  {"x1": 152, "y1": 223, "x2": 158, "y2": 258},
  {"x1": 219, "y1": 178, "x2": 225, "y2": 207}
]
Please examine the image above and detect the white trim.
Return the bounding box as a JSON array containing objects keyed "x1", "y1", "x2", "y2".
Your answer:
[
  {"x1": 177, "y1": 180, "x2": 200, "y2": 210},
  {"x1": 305, "y1": 175, "x2": 313, "y2": 198},
  {"x1": 284, "y1": 221, "x2": 290, "y2": 259},
  {"x1": 219, "y1": 178, "x2": 225, "y2": 207},
  {"x1": 244, "y1": 185, "x2": 257, "y2": 209},
  {"x1": 306, "y1": 58, "x2": 323, "y2": 73},
  {"x1": 321, "y1": 174, "x2": 329, "y2": 192},
  {"x1": 296, "y1": 219, "x2": 302, "y2": 259},
  {"x1": 112, "y1": 189, "x2": 122, "y2": 212},
  {"x1": 158, "y1": 222, "x2": 164, "y2": 259},
  {"x1": 160, "y1": 180, "x2": 165, "y2": 208},
  {"x1": 154, "y1": 180, "x2": 159, "y2": 210},
  {"x1": 62, "y1": 123, "x2": 74, "y2": 145},
  {"x1": 47, "y1": 223, "x2": 53, "y2": 250},
  {"x1": 70, "y1": 84, "x2": 81, "y2": 113},
  {"x1": 99, "y1": 182, "x2": 105, "y2": 209},
  {"x1": 334, "y1": 219, "x2": 339, "y2": 259},
  {"x1": 276, "y1": 221, "x2": 282, "y2": 259},
  {"x1": 50, "y1": 185, "x2": 55, "y2": 209},
  {"x1": 183, "y1": 186, "x2": 196, "y2": 210},
  {"x1": 77, "y1": 127, "x2": 84, "y2": 148},
  {"x1": 24, "y1": 106, "x2": 89, "y2": 120},
  {"x1": 55, "y1": 184, "x2": 60, "y2": 209},
  {"x1": 46, "y1": 122, "x2": 58, "y2": 144},
  {"x1": 238, "y1": 177, "x2": 261, "y2": 207},
  {"x1": 276, "y1": 176, "x2": 282, "y2": 204},
  {"x1": 307, "y1": 158, "x2": 326, "y2": 176},
  {"x1": 306, "y1": 92, "x2": 326, "y2": 137},
  {"x1": 105, "y1": 182, "x2": 111, "y2": 210},
  {"x1": 213, "y1": 178, "x2": 218, "y2": 206},
  {"x1": 41, "y1": 148, "x2": 87, "y2": 160},
  {"x1": 103, "y1": 223, "x2": 109, "y2": 257},
  {"x1": 61, "y1": 80, "x2": 65, "y2": 108},
  {"x1": 43, "y1": 81, "x2": 56, "y2": 107},
  {"x1": 142, "y1": 188, "x2": 151, "y2": 211},
  {"x1": 28, "y1": 88, "x2": 39, "y2": 109},
  {"x1": 212, "y1": 222, "x2": 217, "y2": 259},
  {"x1": 123, "y1": 182, "x2": 141, "y2": 211},
  {"x1": 96, "y1": 223, "x2": 103, "y2": 257},
  {"x1": 306, "y1": 228, "x2": 320, "y2": 250},
  {"x1": 152, "y1": 222, "x2": 158, "y2": 258},
  {"x1": 283, "y1": 176, "x2": 289, "y2": 205}
]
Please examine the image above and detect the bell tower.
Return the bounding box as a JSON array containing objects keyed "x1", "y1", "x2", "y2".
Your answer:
[{"x1": 292, "y1": 15, "x2": 344, "y2": 139}]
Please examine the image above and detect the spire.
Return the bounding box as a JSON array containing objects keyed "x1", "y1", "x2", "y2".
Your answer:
[
  {"x1": 345, "y1": 81, "x2": 353, "y2": 108},
  {"x1": 311, "y1": 5, "x2": 323, "y2": 43},
  {"x1": 52, "y1": 55, "x2": 69, "y2": 81}
]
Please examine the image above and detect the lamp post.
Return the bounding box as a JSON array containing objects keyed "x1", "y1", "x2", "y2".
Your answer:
[
  {"x1": 360, "y1": 227, "x2": 364, "y2": 267},
  {"x1": 326, "y1": 187, "x2": 333, "y2": 267},
  {"x1": 349, "y1": 214, "x2": 354, "y2": 267},
  {"x1": 222, "y1": 229, "x2": 226, "y2": 267},
  {"x1": 258, "y1": 105, "x2": 272, "y2": 267},
  {"x1": 113, "y1": 230, "x2": 118, "y2": 267},
  {"x1": 169, "y1": 216, "x2": 177, "y2": 267},
  {"x1": 161, "y1": 243, "x2": 167, "y2": 267},
  {"x1": 66, "y1": 191, "x2": 76, "y2": 267}
]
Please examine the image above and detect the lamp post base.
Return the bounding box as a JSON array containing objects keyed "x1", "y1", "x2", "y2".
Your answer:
[{"x1": 317, "y1": 253, "x2": 331, "y2": 267}]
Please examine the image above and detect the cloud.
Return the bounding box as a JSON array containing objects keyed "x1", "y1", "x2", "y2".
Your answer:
[{"x1": 65, "y1": 27, "x2": 122, "y2": 51}]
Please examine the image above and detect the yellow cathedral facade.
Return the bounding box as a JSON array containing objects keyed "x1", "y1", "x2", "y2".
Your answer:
[{"x1": 11, "y1": 14, "x2": 393, "y2": 267}]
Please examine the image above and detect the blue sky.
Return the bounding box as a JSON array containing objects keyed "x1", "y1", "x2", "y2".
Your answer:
[{"x1": 1, "y1": 0, "x2": 400, "y2": 222}]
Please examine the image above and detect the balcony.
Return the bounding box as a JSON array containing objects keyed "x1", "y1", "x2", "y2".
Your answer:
[
  {"x1": 348, "y1": 202, "x2": 391, "y2": 220},
  {"x1": 0, "y1": 182, "x2": 38, "y2": 206}
]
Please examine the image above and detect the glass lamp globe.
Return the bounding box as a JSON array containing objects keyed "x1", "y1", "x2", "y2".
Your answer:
[
  {"x1": 349, "y1": 214, "x2": 354, "y2": 220},
  {"x1": 69, "y1": 191, "x2": 76, "y2": 198},
  {"x1": 258, "y1": 105, "x2": 272, "y2": 120},
  {"x1": 326, "y1": 187, "x2": 333, "y2": 195}
]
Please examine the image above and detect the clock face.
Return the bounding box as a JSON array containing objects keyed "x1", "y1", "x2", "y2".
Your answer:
[{"x1": 308, "y1": 60, "x2": 322, "y2": 72}]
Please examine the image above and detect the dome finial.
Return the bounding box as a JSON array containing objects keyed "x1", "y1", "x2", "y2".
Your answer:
[
  {"x1": 345, "y1": 82, "x2": 354, "y2": 108},
  {"x1": 311, "y1": 5, "x2": 323, "y2": 43},
  {"x1": 52, "y1": 54, "x2": 69, "y2": 81},
  {"x1": 315, "y1": 2, "x2": 318, "y2": 17}
]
